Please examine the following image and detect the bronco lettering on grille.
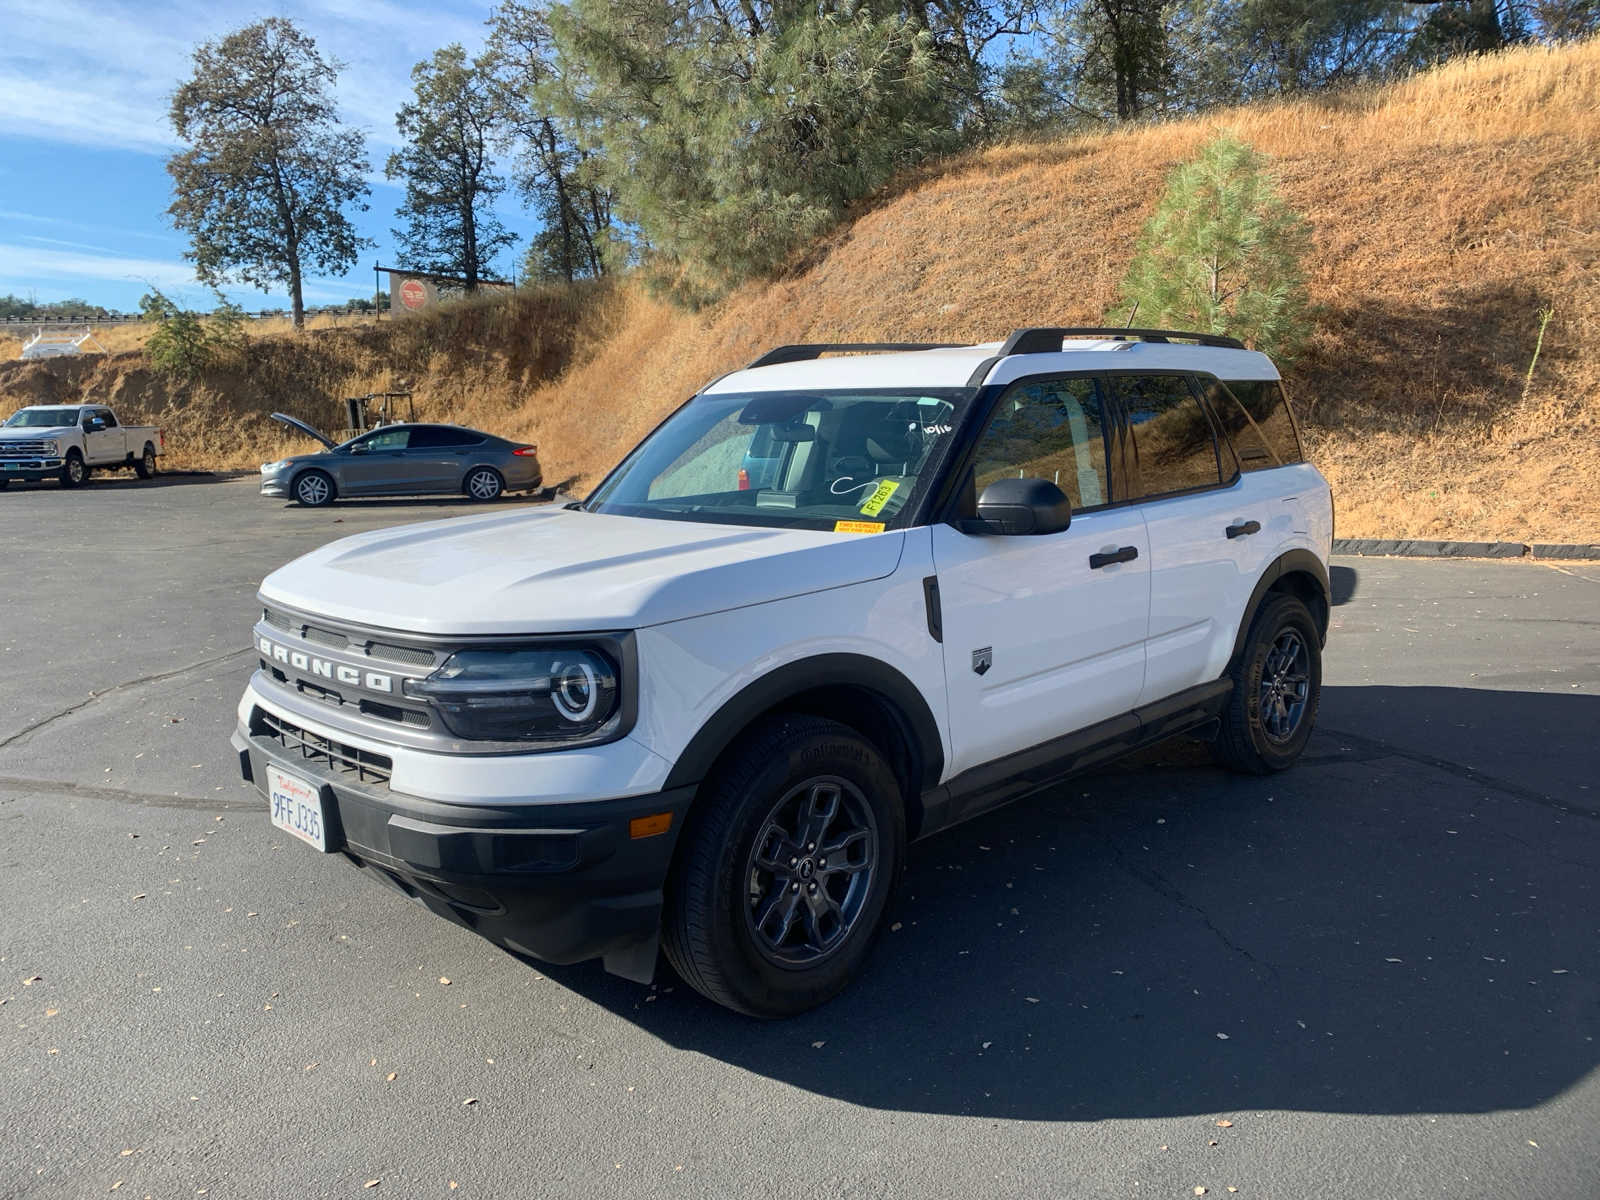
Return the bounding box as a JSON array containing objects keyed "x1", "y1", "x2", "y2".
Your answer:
[{"x1": 257, "y1": 635, "x2": 394, "y2": 693}]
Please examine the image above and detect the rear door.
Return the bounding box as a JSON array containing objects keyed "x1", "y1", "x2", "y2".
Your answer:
[
  {"x1": 399, "y1": 425, "x2": 471, "y2": 492},
  {"x1": 1110, "y1": 373, "x2": 1276, "y2": 706},
  {"x1": 931, "y1": 375, "x2": 1150, "y2": 779}
]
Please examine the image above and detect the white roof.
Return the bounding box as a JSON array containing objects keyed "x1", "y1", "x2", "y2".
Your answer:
[{"x1": 703, "y1": 339, "x2": 1280, "y2": 394}]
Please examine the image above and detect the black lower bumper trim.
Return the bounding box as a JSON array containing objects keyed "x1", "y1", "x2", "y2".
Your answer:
[{"x1": 234, "y1": 731, "x2": 693, "y2": 980}]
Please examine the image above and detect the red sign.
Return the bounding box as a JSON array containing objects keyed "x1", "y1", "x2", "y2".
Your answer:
[{"x1": 399, "y1": 279, "x2": 428, "y2": 310}]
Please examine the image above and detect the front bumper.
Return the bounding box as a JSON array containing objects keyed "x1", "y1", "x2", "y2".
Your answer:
[
  {"x1": 0, "y1": 459, "x2": 65, "y2": 481},
  {"x1": 232, "y1": 717, "x2": 694, "y2": 981},
  {"x1": 260, "y1": 475, "x2": 288, "y2": 497}
]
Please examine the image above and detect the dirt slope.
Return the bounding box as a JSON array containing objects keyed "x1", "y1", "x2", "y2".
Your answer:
[{"x1": 3, "y1": 40, "x2": 1596, "y2": 540}]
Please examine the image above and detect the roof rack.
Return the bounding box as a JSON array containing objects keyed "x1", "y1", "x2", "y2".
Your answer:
[
  {"x1": 999, "y1": 327, "x2": 1246, "y2": 354},
  {"x1": 747, "y1": 342, "x2": 966, "y2": 369}
]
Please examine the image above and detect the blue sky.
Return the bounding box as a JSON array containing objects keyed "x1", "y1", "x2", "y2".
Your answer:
[{"x1": 0, "y1": 0, "x2": 540, "y2": 312}]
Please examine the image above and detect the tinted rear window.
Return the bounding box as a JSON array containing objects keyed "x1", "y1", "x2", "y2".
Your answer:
[
  {"x1": 410, "y1": 426, "x2": 484, "y2": 448},
  {"x1": 1205, "y1": 380, "x2": 1303, "y2": 469},
  {"x1": 1113, "y1": 374, "x2": 1225, "y2": 498}
]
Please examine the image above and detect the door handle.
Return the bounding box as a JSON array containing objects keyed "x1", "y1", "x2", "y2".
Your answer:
[
  {"x1": 1089, "y1": 545, "x2": 1139, "y2": 569},
  {"x1": 1225, "y1": 520, "x2": 1261, "y2": 539}
]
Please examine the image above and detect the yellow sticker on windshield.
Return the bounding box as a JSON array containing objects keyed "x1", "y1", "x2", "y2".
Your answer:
[
  {"x1": 858, "y1": 479, "x2": 900, "y2": 518},
  {"x1": 834, "y1": 520, "x2": 886, "y2": 534}
]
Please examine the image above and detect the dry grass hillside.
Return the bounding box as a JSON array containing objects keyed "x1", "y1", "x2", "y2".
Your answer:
[{"x1": 3, "y1": 40, "x2": 1597, "y2": 540}]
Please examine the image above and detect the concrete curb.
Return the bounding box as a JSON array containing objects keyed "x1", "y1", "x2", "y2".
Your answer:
[{"x1": 1333, "y1": 538, "x2": 1600, "y2": 560}]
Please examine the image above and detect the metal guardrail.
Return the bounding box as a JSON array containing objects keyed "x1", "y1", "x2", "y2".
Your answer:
[{"x1": 1, "y1": 308, "x2": 383, "y2": 331}]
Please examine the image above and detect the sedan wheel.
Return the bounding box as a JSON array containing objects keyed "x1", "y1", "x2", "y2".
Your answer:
[
  {"x1": 294, "y1": 471, "x2": 335, "y2": 507},
  {"x1": 465, "y1": 467, "x2": 504, "y2": 501}
]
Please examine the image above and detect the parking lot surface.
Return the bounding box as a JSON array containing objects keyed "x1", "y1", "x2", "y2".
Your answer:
[{"x1": 2, "y1": 476, "x2": 1597, "y2": 1199}]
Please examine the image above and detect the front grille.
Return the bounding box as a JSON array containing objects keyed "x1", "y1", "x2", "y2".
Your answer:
[
  {"x1": 252, "y1": 708, "x2": 392, "y2": 787},
  {"x1": 369, "y1": 641, "x2": 437, "y2": 668},
  {"x1": 261, "y1": 607, "x2": 438, "y2": 668},
  {"x1": 0, "y1": 441, "x2": 55, "y2": 457}
]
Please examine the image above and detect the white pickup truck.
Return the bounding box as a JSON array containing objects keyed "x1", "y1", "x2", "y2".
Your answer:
[{"x1": 0, "y1": 404, "x2": 164, "y2": 489}]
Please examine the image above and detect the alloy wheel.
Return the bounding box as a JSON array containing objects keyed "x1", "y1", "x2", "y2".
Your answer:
[
  {"x1": 743, "y1": 776, "x2": 879, "y2": 967},
  {"x1": 467, "y1": 469, "x2": 502, "y2": 500},
  {"x1": 1258, "y1": 628, "x2": 1310, "y2": 743},
  {"x1": 297, "y1": 474, "x2": 330, "y2": 505}
]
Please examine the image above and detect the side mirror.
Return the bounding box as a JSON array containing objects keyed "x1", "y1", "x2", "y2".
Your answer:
[
  {"x1": 965, "y1": 477, "x2": 1072, "y2": 536},
  {"x1": 348, "y1": 444, "x2": 369, "y2": 455}
]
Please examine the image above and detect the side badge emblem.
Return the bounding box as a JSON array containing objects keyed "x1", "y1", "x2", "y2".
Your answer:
[{"x1": 972, "y1": 647, "x2": 992, "y2": 676}]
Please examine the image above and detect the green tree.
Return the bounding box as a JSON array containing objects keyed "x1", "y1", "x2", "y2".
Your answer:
[
  {"x1": 486, "y1": 1, "x2": 613, "y2": 284},
  {"x1": 140, "y1": 289, "x2": 248, "y2": 380},
  {"x1": 167, "y1": 18, "x2": 371, "y2": 330},
  {"x1": 547, "y1": 0, "x2": 957, "y2": 301},
  {"x1": 387, "y1": 45, "x2": 516, "y2": 290},
  {"x1": 1116, "y1": 135, "x2": 1313, "y2": 361}
]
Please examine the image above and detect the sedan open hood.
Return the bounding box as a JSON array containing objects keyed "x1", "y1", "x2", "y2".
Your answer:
[{"x1": 270, "y1": 412, "x2": 336, "y2": 451}]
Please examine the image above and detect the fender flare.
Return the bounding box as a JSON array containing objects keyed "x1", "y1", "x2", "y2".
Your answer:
[
  {"x1": 662, "y1": 653, "x2": 945, "y2": 793},
  {"x1": 1231, "y1": 549, "x2": 1330, "y2": 662}
]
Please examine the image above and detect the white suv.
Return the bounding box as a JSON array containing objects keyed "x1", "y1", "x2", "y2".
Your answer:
[{"x1": 232, "y1": 328, "x2": 1333, "y2": 1017}]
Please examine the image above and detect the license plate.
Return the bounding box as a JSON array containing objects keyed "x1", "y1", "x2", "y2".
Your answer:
[
  {"x1": 3, "y1": 463, "x2": 21, "y2": 470},
  {"x1": 266, "y1": 764, "x2": 333, "y2": 852}
]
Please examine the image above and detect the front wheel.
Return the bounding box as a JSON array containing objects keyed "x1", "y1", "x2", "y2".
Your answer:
[
  {"x1": 59, "y1": 451, "x2": 88, "y2": 488},
  {"x1": 663, "y1": 715, "x2": 904, "y2": 1018},
  {"x1": 1214, "y1": 592, "x2": 1322, "y2": 774},
  {"x1": 293, "y1": 470, "x2": 335, "y2": 507},
  {"x1": 134, "y1": 444, "x2": 157, "y2": 479},
  {"x1": 464, "y1": 467, "x2": 504, "y2": 502}
]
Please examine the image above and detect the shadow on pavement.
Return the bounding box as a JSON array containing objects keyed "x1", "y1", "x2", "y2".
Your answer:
[
  {"x1": 529, "y1": 684, "x2": 1599, "y2": 1121},
  {"x1": 0, "y1": 470, "x2": 242, "y2": 491}
]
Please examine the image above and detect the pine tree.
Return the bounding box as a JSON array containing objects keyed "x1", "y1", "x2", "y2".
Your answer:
[{"x1": 1116, "y1": 134, "x2": 1313, "y2": 361}]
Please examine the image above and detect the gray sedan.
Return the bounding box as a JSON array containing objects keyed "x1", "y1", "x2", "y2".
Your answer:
[{"x1": 261, "y1": 416, "x2": 543, "y2": 507}]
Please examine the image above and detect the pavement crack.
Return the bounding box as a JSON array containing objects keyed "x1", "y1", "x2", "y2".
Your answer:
[
  {"x1": 1319, "y1": 726, "x2": 1599, "y2": 820},
  {"x1": 1099, "y1": 835, "x2": 1273, "y2": 976},
  {"x1": 0, "y1": 647, "x2": 253, "y2": 753},
  {"x1": 0, "y1": 774, "x2": 256, "y2": 811}
]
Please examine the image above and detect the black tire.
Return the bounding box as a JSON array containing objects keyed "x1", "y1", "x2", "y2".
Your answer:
[
  {"x1": 663, "y1": 714, "x2": 905, "y2": 1018},
  {"x1": 292, "y1": 470, "x2": 336, "y2": 507},
  {"x1": 59, "y1": 451, "x2": 88, "y2": 489},
  {"x1": 1214, "y1": 592, "x2": 1322, "y2": 774},
  {"x1": 134, "y1": 444, "x2": 157, "y2": 479},
  {"x1": 463, "y1": 466, "x2": 504, "y2": 502}
]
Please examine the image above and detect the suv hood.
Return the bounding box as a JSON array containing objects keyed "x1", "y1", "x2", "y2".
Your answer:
[
  {"x1": 259, "y1": 507, "x2": 906, "y2": 634},
  {"x1": 270, "y1": 412, "x2": 336, "y2": 450}
]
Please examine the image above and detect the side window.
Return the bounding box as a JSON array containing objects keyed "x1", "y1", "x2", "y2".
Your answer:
[
  {"x1": 1113, "y1": 374, "x2": 1225, "y2": 498},
  {"x1": 98, "y1": 409, "x2": 118, "y2": 429},
  {"x1": 1205, "y1": 379, "x2": 1303, "y2": 470},
  {"x1": 970, "y1": 377, "x2": 1110, "y2": 509},
  {"x1": 355, "y1": 428, "x2": 410, "y2": 452},
  {"x1": 410, "y1": 427, "x2": 483, "y2": 448}
]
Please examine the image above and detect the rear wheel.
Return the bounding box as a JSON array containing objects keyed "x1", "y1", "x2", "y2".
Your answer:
[
  {"x1": 663, "y1": 715, "x2": 903, "y2": 1018},
  {"x1": 464, "y1": 466, "x2": 504, "y2": 502},
  {"x1": 134, "y1": 444, "x2": 157, "y2": 479},
  {"x1": 1214, "y1": 592, "x2": 1321, "y2": 773},
  {"x1": 60, "y1": 451, "x2": 87, "y2": 488},
  {"x1": 293, "y1": 470, "x2": 335, "y2": 507}
]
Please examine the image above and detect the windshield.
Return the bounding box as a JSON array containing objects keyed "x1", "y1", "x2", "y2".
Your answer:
[
  {"x1": 584, "y1": 388, "x2": 974, "y2": 531},
  {"x1": 4, "y1": 408, "x2": 80, "y2": 428}
]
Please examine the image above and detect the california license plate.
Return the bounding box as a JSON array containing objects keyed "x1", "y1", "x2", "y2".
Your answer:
[{"x1": 266, "y1": 763, "x2": 332, "y2": 852}]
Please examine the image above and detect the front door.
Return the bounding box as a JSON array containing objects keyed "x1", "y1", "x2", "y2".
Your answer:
[
  {"x1": 931, "y1": 376, "x2": 1150, "y2": 780},
  {"x1": 339, "y1": 427, "x2": 412, "y2": 494},
  {"x1": 82, "y1": 409, "x2": 122, "y2": 464}
]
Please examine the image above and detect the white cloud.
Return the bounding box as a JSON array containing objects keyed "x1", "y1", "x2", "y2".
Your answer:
[
  {"x1": 0, "y1": 243, "x2": 196, "y2": 290},
  {"x1": 0, "y1": 210, "x2": 183, "y2": 247},
  {"x1": 0, "y1": 0, "x2": 493, "y2": 156}
]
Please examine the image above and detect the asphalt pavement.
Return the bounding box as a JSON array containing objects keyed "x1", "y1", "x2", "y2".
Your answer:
[{"x1": 2, "y1": 475, "x2": 1596, "y2": 1200}]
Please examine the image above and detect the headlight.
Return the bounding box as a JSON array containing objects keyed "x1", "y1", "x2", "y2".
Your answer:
[
  {"x1": 44, "y1": 440, "x2": 59, "y2": 455},
  {"x1": 403, "y1": 646, "x2": 624, "y2": 744},
  {"x1": 261, "y1": 460, "x2": 287, "y2": 474}
]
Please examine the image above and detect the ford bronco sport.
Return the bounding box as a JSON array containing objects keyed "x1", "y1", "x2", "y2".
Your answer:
[{"x1": 232, "y1": 328, "x2": 1333, "y2": 1017}]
